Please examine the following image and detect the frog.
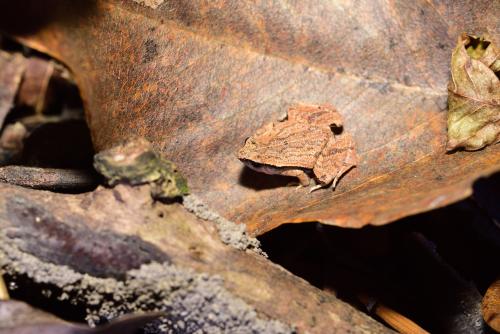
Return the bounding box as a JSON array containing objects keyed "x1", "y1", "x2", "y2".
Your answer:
[{"x1": 237, "y1": 104, "x2": 358, "y2": 191}]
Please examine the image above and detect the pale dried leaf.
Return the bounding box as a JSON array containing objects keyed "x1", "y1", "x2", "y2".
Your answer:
[{"x1": 447, "y1": 34, "x2": 500, "y2": 151}]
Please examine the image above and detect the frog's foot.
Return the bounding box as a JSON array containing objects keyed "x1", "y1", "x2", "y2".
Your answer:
[
  {"x1": 325, "y1": 169, "x2": 349, "y2": 191},
  {"x1": 280, "y1": 169, "x2": 311, "y2": 188},
  {"x1": 331, "y1": 175, "x2": 340, "y2": 189},
  {"x1": 309, "y1": 184, "x2": 325, "y2": 193},
  {"x1": 309, "y1": 173, "x2": 341, "y2": 193},
  {"x1": 278, "y1": 111, "x2": 289, "y2": 122},
  {"x1": 296, "y1": 179, "x2": 313, "y2": 189},
  {"x1": 305, "y1": 178, "x2": 322, "y2": 192}
]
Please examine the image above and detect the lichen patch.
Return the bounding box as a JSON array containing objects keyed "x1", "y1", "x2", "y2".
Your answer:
[{"x1": 132, "y1": 0, "x2": 165, "y2": 9}]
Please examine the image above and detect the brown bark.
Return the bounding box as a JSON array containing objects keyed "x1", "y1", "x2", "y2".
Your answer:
[
  {"x1": 0, "y1": 300, "x2": 165, "y2": 334},
  {"x1": 0, "y1": 166, "x2": 98, "y2": 191},
  {"x1": 0, "y1": 182, "x2": 391, "y2": 333}
]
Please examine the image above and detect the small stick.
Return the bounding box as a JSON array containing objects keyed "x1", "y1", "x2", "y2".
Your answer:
[
  {"x1": 0, "y1": 273, "x2": 9, "y2": 300},
  {"x1": 0, "y1": 166, "x2": 98, "y2": 191},
  {"x1": 358, "y1": 294, "x2": 429, "y2": 334}
]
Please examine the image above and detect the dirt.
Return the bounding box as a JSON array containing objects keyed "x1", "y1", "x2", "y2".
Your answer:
[
  {"x1": 183, "y1": 195, "x2": 265, "y2": 256},
  {"x1": 0, "y1": 232, "x2": 293, "y2": 333}
]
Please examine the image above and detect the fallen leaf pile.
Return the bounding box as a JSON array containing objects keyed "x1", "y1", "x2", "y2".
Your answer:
[{"x1": 0, "y1": 1, "x2": 499, "y2": 334}]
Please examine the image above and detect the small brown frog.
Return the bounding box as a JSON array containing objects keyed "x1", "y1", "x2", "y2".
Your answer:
[{"x1": 238, "y1": 104, "x2": 358, "y2": 191}]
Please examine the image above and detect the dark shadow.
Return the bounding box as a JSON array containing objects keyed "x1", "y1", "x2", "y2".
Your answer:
[
  {"x1": 238, "y1": 166, "x2": 298, "y2": 190},
  {"x1": 258, "y1": 195, "x2": 500, "y2": 333},
  {"x1": 0, "y1": 33, "x2": 100, "y2": 193},
  {"x1": 0, "y1": 0, "x2": 98, "y2": 37},
  {"x1": 158, "y1": 196, "x2": 184, "y2": 205},
  {"x1": 21, "y1": 119, "x2": 95, "y2": 169},
  {"x1": 473, "y1": 171, "x2": 500, "y2": 222},
  {"x1": 4, "y1": 272, "x2": 89, "y2": 323}
]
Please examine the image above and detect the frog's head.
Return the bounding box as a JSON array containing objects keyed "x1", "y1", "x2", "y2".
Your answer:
[{"x1": 237, "y1": 136, "x2": 259, "y2": 160}]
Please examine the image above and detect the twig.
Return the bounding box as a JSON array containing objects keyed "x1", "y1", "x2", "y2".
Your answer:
[
  {"x1": 0, "y1": 273, "x2": 9, "y2": 300},
  {"x1": 0, "y1": 166, "x2": 98, "y2": 191},
  {"x1": 359, "y1": 294, "x2": 429, "y2": 334}
]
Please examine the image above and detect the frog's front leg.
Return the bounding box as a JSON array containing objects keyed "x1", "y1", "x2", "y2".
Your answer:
[
  {"x1": 278, "y1": 110, "x2": 289, "y2": 122},
  {"x1": 279, "y1": 169, "x2": 311, "y2": 187},
  {"x1": 309, "y1": 182, "x2": 327, "y2": 193},
  {"x1": 309, "y1": 168, "x2": 348, "y2": 192}
]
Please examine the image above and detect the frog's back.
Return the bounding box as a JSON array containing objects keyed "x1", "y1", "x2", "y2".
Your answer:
[{"x1": 238, "y1": 122, "x2": 330, "y2": 169}]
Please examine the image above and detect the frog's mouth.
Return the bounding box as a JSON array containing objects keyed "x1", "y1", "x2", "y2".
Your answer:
[
  {"x1": 239, "y1": 159, "x2": 277, "y2": 175},
  {"x1": 240, "y1": 159, "x2": 307, "y2": 177}
]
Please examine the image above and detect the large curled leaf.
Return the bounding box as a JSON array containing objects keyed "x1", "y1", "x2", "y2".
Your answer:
[
  {"x1": 447, "y1": 34, "x2": 500, "y2": 151},
  {"x1": 2, "y1": 0, "x2": 499, "y2": 235}
]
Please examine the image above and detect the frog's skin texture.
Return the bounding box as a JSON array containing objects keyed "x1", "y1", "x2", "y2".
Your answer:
[
  {"x1": 238, "y1": 104, "x2": 358, "y2": 191},
  {"x1": 94, "y1": 138, "x2": 188, "y2": 199}
]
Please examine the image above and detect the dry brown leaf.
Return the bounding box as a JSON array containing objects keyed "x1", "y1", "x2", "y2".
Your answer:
[
  {"x1": 16, "y1": 57, "x2": 55, "y2": 114},
  {"x1": 0, "y1": 51, "x2": 60, "y2": 124},
  {"x1": 482, "y1": 277, "x2": 500, "y2": 332},
  {"x1": 1, "y1": 1, "x2": 499, "y2": 235},
  {"x1": 0, "y1": 51, "x2": 25, "y2": 128},
  {"x1": 447, "y1": 34, "x2": 500, "y2": 151}
]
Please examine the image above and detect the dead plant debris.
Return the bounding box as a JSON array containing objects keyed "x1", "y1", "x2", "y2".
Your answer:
[{"x1": 0, "y1": 2, "x2": 499, "y2": 334}]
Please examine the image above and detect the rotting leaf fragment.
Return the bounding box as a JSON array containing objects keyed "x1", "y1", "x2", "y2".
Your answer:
[
  {"x1": 447, "y1": 34, "x2": 500, "y2": 151},
  {"x1": 94, "y1": 138, "x2": 189, "y2": 199},
  {"x1": 0, "y1": 51, "x2": 25, "y2": 129}
]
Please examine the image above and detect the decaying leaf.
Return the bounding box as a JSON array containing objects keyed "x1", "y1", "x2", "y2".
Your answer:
[
  {"x1": 0, "y1": 51, "x2": 25, "y2": 128},
  {"x1": 16, "y1": 57, "x2": 55, "y2": 114},
  {"x1": 447, "y1": 34, "x2": 500, "y2": 151},
  {"x1": 482, "y1": 277, "x2": 500, "y2": 332},
  {"x1": 0, "y1": 50, "x2": 67, "y2": 126},
  {"x1": 0, "y1": 122, "x2": 27, "y2": 164},
  {"x1": 94, "y1": 138, "x2": 188, "y2": 199},
  {"x1": 2, "y1": 1, "x2": 499, "y2": 235}
]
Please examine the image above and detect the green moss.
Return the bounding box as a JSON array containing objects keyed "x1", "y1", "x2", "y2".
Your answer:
[
  {"x1": 94, "y1": 139, "x2": 189, "y2": 199},
  {"x1": 465, "y1": 36, "x2": 490, "y2": 60}
]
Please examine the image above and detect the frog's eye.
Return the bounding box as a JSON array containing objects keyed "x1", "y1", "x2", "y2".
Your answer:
[{"x1": 330, "y1": 124, "x2": 343, "y2": 135}]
